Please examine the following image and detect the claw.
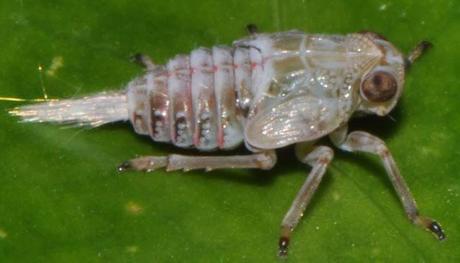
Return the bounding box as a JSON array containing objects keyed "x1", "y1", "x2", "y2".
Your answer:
[
  {"x1": 117, "y1": 161, "x2": 132, "y2": 172},
  {"x1": 416, "y1": 216, "x2": 446, "y2": 240},
  {"x1": 278, "y1": 236, "x2": 289, "y2": 258},
  {"x1": 428, "y1": 221, "x2": 446, "y2": 240}
]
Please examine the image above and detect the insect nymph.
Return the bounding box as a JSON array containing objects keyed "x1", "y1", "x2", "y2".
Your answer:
[{"x1": 9, "y1": 26, "x2": 445, "y2": 257}]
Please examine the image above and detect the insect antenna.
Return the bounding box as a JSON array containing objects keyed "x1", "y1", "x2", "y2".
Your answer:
[{"x1": 405, "y1": 41, "x2": 433, "y2": 69}]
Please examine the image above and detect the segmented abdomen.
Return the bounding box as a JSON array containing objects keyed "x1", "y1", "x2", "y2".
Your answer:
[{"x1": 127, "y1": 46, "x2": 253, "y2": 151}]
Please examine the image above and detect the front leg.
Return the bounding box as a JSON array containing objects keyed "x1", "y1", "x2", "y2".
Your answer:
[
  {"x1": 118, "y1": 151, "x2": 276, "y2": 172},
  {"x1": 330, "y1": 127, "x2": 445, "y2": 240}
]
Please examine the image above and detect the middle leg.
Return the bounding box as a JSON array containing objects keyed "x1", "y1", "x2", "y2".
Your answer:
[{"x1": 279, "y1": 145, "x2": 334, "y2": 257}]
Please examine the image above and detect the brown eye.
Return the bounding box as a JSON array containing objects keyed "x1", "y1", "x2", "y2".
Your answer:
[{"x1": 361, "y1": 71, "x2": 397, "y2": 102}]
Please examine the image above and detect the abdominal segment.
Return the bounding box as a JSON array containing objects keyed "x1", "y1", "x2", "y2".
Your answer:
[{"x1": 127, "y1": 46, "x2": 251, "y2": 151}]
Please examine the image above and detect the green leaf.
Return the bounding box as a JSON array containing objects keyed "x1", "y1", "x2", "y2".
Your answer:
[{"x1": 0, "y1": 0, "x2": 459, "y2": 262}]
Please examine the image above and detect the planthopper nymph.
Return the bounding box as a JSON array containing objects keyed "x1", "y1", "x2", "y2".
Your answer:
[{"x1": 7, "y1": 25, "x2": 445, "y2": 257}]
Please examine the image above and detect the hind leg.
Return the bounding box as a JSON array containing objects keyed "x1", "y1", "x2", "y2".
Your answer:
[{"x1": 118, "y1": 151, "x2": 276, "y2": 172}]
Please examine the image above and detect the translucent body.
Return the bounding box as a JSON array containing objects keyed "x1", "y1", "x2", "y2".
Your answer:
[{"x1": 126, "y1": 31, "x2": 389, "y2": 151}]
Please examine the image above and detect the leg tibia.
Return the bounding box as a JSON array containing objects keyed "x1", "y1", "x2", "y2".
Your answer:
[{"x1": 279, "y1": 145, "x2": 334, "y2": 257}]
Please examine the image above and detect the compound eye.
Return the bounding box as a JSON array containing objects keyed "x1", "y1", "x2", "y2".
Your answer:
[{"x1": 361, "y1": 71, "x2": 397, "y2": 102}]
